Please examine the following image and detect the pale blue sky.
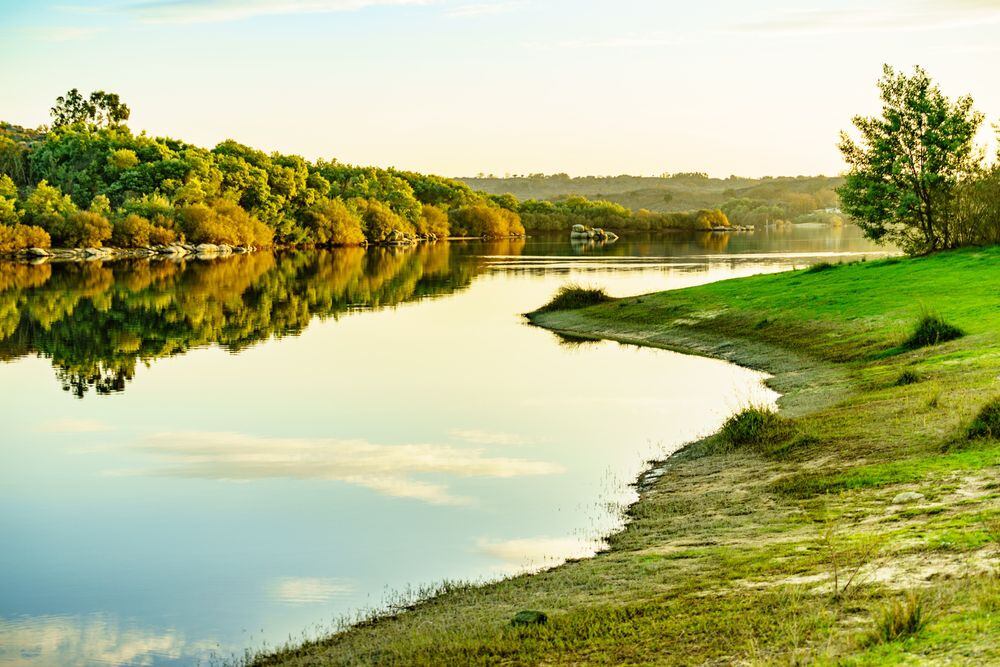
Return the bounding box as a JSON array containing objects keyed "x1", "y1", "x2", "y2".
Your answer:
[{"x1": 1, "y1": 0, "x2": 998, "y2": 177}]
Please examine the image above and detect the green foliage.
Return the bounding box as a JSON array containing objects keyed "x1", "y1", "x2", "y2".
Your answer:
[
  {"x1": 448, "y1": 204, "x2": 524, "y2": 238},
  {"x1": 301, "y1": 198, "x2": 365, "y2": 246},
  {"x1": 967, "y1": 399, "x2": 1000, "y2": 440},
  {"x1": 839, "y1": 66, "x2": 984, "y2": 254},
  {"x1": 1, "y1": 91, "x2": 532, "y2": 249},
  {"x1": 535, "y1": 285, "x2": 612, "y2": 313},
  {"x1": 903, "y1": 314, "x2": 964, "y2": 350},
  {"x1": 894, "y1": 369, "x2": 921, "y2": 386},
  {"x1": 416, "y1": 204, "x2": 450, "y2": 239},
  {"x1": 355, "y1": 198, "x2": 415, "y2": 243},
  {"x1": 50, "y1": 88, "x2": 131, "y2": 129}
]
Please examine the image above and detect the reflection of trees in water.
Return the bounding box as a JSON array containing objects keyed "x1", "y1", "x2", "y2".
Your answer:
[{"x1": 0, "y1": 244, "x2": 483, "y2": 396}]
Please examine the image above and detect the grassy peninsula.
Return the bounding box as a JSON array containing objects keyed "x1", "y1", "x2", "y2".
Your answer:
[{"x1": 258, "y1": 247, "x2": 1000, "y2": 665}]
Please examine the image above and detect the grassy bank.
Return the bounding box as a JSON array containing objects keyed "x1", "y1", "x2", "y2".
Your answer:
[{"x1": 258, "y1": 247, "x2": 1000, "y2": 665}]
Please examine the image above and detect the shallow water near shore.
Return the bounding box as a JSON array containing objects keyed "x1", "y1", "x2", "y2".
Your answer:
[{"x1": 0, "y1": 227, "x2": 887, "y2": 665}]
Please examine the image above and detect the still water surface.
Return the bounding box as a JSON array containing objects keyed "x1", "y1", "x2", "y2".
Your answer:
[{"x1": 0, "y1": 227, "x2": 887, "y2": 665}]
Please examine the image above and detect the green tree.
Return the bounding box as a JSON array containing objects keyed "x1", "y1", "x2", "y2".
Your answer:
[
  {"x1": 50, "y1": 89, "x2": 131, "y2": 128},
  {"x1": 838, "y1": 65, "x2": 984, "y2": 254}
]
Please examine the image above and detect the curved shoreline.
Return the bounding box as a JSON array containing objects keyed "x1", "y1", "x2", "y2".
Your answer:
[{"x1": 258, "y1": 248, "x2": 1000, "y2": 665}]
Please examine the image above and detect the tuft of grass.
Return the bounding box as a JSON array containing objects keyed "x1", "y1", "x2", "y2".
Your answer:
[
  {"x1": 718, "y1": 406, "x2": 792, "y2": 452},
  {"x1": 903, "y1": 314, "x2": 964, "y2": 350},
  {"x1": 894, "y1": 369, "x2": 921, "y2": 386},
  {"x1": 805, "y1": 261, "x2": 839, "y2": 273},
  {"x1": 967, "y1": 398, "x2": 1000, "y2": 440},
  {"x1": 535, "y1": 284, "x2": 613, "y2": 313},
  {"x1": 869, "y1": 593, "x2": 927, "y2": 644}
]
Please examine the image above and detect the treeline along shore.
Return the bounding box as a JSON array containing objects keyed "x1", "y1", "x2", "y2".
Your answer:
[{"x1": 1, "y1": 90, "x2": 841, "y2": 261}]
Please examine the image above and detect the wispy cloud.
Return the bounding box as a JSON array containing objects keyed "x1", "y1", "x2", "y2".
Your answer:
[
  {"x1": 731, "y1": 1, "x2": 1000, "y2": 36},
  {"x1": 528, "y1": 32, "x2": 691, "y2": 50},
  {"x1": 449, "y1": 428, "x2": 533, "y2": 446},
  {"x1": 445, "y1": 1, "x2": 523, "y2": 18},
  {"x1": 38, "y1": 418, "x2": 113, "y2": 433},
  {"x1": 22, "y1": 26, "x2": 106, "y2": 42},
  {"x1": 112, "y1": 431, "x2": 563, "y2": 505},
  {"x1": 125, "y1": 0, "x2": 438, "y2": 24}
]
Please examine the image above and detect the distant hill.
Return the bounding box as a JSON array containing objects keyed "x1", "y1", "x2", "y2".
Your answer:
[{"x1": 458, "y1": 173, "x2": 843, "y2": 215}]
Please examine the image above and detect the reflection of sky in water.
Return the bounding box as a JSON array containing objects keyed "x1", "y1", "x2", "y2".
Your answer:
[{"x1": 0, "y1": 229, "x2": 889, "y2": 664}]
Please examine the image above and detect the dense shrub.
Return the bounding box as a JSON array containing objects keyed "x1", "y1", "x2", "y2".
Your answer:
[
  {"x1": 416, "y1": 204, "x2": 450, "y2": 239},
  {"x1": 302, "y1": 198, "x2": 365, "y2": 246},
  {"x1": 54, "y1": 210, "x2": 112, "y2": 247},
  {"x1": 535, "y1": 284, "x2": 612, "y2": 313},
  {"x1": 178, "y1": 200, "x2": 273, "y2": 247},
  {"x1": 719, "y1": 406, "x2": 790, "y2": 449},
  {"x1": 355, "y1": 198, "x2": 415, "y2": 243},
  {"x1": 0, "y1": 224, "x2": 51, "y2": 252},
  {"x1": 903, "y1": 314, "x2": 964, "y2": 350},
  {"x1": 967, "y1": 398, "x2": 1000, "y2": 440},
  {"x1": 449, "y1": 205, "x2": 523, "y2": 238}
]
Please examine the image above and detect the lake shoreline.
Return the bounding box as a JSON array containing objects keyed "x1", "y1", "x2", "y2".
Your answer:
[{"x1": 259, "y1": 247, "x2": 1000, "y2": 665}]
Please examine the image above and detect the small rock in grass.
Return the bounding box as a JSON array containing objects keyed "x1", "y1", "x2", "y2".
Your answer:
[
  {"x1": 511, "y1": 610, "x2": 547, "y2": 626},
  {"x1": 892, "y1": 491, "x2": 925, "y2": 504}
]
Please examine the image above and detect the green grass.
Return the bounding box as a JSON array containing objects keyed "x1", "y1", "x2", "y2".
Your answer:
[{"x1": 258, "y1": 247, "x2": 1000, "y2": 666}]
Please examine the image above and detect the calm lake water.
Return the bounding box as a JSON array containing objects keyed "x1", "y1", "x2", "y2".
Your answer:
[{"x1": 0, "y1": 226, "x2": 887, "y2": 665}]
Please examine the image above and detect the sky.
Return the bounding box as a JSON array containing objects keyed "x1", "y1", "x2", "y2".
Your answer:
[{"x1": 0, "y1": 0, "x2": 998, "y2": 177}]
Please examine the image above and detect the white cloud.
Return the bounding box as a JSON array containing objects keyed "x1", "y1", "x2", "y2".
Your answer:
[
  {"x1": 22, "y1": 26, "x2": 105, "y2": 42},
  {"x1": 446, "y1": 1, "x2": 523, "y2": 18},
  {"x1": 730, "y1": 2, "x2": 1000, "y2": 36},
  {"x1": 449, "y1": 428, "x2": 533, "y2": 446},
  {"x1": 270, "y1": 577, "x2": 355, "y2": 604},
  {"x1": 125, "y1": 0, "x2": 438, "y2": 24},
  {"x1": 38, "y1": 418, "x2": 113, "y2": 433},
  {"x1": 117, "y1": 431, "x2": 563, "y2": 505}
]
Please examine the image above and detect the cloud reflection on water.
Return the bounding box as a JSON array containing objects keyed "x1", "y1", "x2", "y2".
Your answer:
[
  {"x1": 0, "y1": 614, "x2": 213, "y2": 666},
  {"x1": 113, "y1": 431, "x2": 564, "y2": 505}
]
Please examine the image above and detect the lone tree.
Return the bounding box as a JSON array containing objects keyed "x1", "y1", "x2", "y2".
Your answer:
[
  {"x1": 50, "y1": 89, "x2": 131, "y2": 129},
  {"x1": 838, "y1": 65, "x2": 983, "y2": 254}
]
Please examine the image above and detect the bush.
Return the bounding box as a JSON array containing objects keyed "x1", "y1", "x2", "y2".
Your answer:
[
  {"x1": 0, "y1": 224, "x2": 51, "y2": 252},
  {"x1": 535, "y1": 284, "x2": 612, "y2": 313},
  {"x1": 967, "y1": 399, "x2": 1000, "y2": 440},
  {"x1": 719, "y1": 406, "x2": 790, "y2": 449},
  {"x1": 416, "y1": 204, "x2": 450, "y2": 239},
  {"x1": 449, "y1": 204, "x2": 523, "y2": 238},
  {"x1": 869, "y1": 593, "x2": 926, "y2": 644},
  {"x1": 112, "y1": 213, "x2": 152, "y2": 247},
  {"x1": 54, "y1": 210, "x2": 112, "y2": 247},
  {"x1": 355, "y1": 198, "x2": 415, "y2": 244},
  {"x1": 178, "y1": 200, "x2": 273, "y2": 247},
  {"x1": 894, "y1": 369, "x2": 921, "y2": 386},
  {"x1": 805, "y1": 261, "x2": 839, "y2": 273},
  {"x1": 903, "y1": 314, "x2": 964, "y2": 350},
  {"x1": 302, "y1": 198, "x2": 365, "y2": 246}
]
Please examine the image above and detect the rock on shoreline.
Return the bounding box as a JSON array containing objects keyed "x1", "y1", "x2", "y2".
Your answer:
[{"x1": 8, "y1": 243, "x2": 256, "y2": 264}]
